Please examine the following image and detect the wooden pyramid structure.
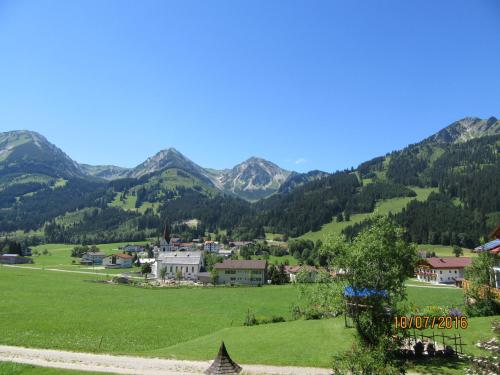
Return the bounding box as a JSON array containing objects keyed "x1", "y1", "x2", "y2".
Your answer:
[{"x1": 205, "y1": 341, "x2": 242, "y2": 375}]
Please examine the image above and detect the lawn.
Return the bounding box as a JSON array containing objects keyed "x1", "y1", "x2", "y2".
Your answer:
[
  {"x1": 299, "y1": 187, "x2": 437, "y2": 242},
  {"x1": 0, "y1": 267, "x2": 298, "y2": 356},
  {"x1": 0, "y1": 362, "x2": 110, "y2": 375}
]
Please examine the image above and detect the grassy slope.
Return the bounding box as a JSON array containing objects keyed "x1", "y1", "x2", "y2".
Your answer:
[
  {"x1": 0, "y1": 362, "x2": 110, "y2": 375},
  {"x1": 299, "y1": 187, "x2": 437, "y2": 242}
]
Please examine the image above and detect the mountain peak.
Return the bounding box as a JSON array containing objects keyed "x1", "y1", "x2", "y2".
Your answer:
[
  {"x1": 218, "y1": 157, "x2": 290, "y2": 201},
  {"x1": 426, "y1": 116, "x2": 500, "y2": 144},
  {"x1": 0, "y1": 130, "x2": 84, "y2": 178}
]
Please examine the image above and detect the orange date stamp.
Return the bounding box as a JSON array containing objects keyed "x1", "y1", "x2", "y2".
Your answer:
[{"x1": 394, "y1": 316, "x2": 468, "y2": 330}]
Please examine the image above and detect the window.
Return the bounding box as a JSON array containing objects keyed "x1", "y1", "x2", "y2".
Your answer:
[
  {"x1": 192, "y1": 266, "x2": 194, "y2": 272},
  {"x1": 251, "y1": 270, "x2": 261, "y2": 275},
  {"x1": 170, "y1": 266, "x2": 172, "y2": 272},
  {"x1": 225, "y1": 270, "x2": 236, "y2": 274}
]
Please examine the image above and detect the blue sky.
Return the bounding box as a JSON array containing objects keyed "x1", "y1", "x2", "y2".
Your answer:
[{"x1": 0, "y1": 1, "x2": 499, "y2": 172}]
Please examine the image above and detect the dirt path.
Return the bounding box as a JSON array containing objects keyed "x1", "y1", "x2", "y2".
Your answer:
[{"x1": 0, "y1": 345, "x2": 331, "y2": 375}]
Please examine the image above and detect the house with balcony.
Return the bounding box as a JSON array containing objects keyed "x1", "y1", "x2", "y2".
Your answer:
[{"x1": 416, "y1": 257, "x2": 472, "y2": 285}]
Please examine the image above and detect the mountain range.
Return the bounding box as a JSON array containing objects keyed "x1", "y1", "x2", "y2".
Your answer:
[
  {"x1": 0, "y1": 116, "x2": 499, "y2": 245},
  {"x1": 0, "y1": 130, "x2": 297, "y2": 201}
]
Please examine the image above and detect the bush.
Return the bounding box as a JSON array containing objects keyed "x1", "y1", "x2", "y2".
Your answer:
[{"x1": 271, "y1": 316, "x2": 285, "y2": 323}]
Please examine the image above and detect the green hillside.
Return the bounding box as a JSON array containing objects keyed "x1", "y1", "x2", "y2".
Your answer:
[{"x1": 299, "y1": 187, "x2": 436, "y2": 241}]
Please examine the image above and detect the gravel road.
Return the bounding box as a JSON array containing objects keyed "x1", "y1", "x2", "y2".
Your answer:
[{"x1": 0, "y1": 345, "x2": 331, "y2": 375}]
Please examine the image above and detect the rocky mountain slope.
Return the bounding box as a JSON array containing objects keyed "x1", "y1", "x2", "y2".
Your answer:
[
  {"x1": 216, "y1": 157, "x2": 291, "y2": 201},
  {"x1": 424, "y1": 116, "x2": 499, "y2": 144},
  {"x1": 0, "y1": 130, "x2": 84, "y2": 182}
]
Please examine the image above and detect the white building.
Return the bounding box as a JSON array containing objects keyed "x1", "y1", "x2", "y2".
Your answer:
[
  {"x1": 204, "y1": 241, "x2": 219, "y2": 253},
  {"x1": 154, "y1": 251, "x2": 204, "y2": 281},
  {"x1": 416, "y1": 257, "x2": 472, "y2": 284}
]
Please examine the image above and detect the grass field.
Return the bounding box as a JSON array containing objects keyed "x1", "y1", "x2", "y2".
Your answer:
[
  {"x1": 299, "y1": 187, "x2": 437, "y2": 242},
  {"x1": 0, "y1": 362, "x2": 109, "y2": 375},
  {"x1": 2, "y1": 264, "x2": 496, "y2": 372},
  {"x1": 416, "y1": 244, "x2": 477, "y2": 258}
]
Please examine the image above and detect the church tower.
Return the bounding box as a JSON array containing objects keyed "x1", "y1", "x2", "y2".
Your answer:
[{"x1": 160, "y1": 223, "x2": 171, "y2": 252}]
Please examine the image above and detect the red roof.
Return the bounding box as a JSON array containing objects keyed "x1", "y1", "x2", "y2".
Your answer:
[
  {"x1": 425, "y1": 257, "x2": 472, "y2": 269},
  {"x1": 490, "y1": 246, "x2": 500, "y2": 255},
  {"x1": 214, "y1": 260, "x2": 267, "y2": 270}
]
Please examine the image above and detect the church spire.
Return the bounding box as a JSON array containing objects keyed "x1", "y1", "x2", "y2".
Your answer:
[{"x1": 163, "y1": 223, "x2": 171, "y2": 244}]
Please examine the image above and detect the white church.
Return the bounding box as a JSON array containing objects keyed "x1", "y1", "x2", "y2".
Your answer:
[{"x1": 153, "y1": 225, "x2": 205, "y2": 281}]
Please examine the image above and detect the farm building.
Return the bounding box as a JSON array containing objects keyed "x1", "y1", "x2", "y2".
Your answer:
[
  {"x1": 416, "y1": 257, "x2": 472, "y2": 284},
  {"x1": 80, "y1": 252, "x2": 107, "y2": 265},
  {"x1": 103, "y1": 254, "x2": 133, "y2": 269},
  {"x1": 0, "y1": 254, "x2": 32, "y2": 265},
  {"x1": 214, "y1": 260, "x2": 267, "y2": 286},
  {"x1": 154, "y1": 251, "x2": 204, "y2": 281}
]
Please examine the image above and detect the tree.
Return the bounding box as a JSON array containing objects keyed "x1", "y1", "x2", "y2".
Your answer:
[
  {"x1": 336, "y1": 212, "x2": 344, "y2": 222},
  {"x1": 326, "y1": 216, "x2": 417, "y2": 347},
  {"x1": 141, "y1": 263, "x2": 152, "y2": 281},
  {"x1": 159, "y1": 266, "x2": 168, "y2": 282},
  {"x1": 210, "y1": 268, "x2": 218, "y2": 285},
  {"x1": 452, "y1": 245, "x2": 463, "y2": 257},
  {"x1": 465, "y1": 252, "x2": 499, "y2": 316},
  {"x1": 175, "y1": 269, "x2": 183, "y2": 285}
]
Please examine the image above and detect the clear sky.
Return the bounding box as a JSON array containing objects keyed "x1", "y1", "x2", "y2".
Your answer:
[{"x1": 0, "y1": 1, "x2": 499, "y2": 172}]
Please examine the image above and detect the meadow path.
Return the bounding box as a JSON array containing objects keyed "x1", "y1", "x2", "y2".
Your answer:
[{"x1": 0, "y1": 345, "x2": 332, "y2": 375}]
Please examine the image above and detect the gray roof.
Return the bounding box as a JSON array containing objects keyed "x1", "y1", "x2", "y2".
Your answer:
[
  {"x1": 158, "y1": 251, "x2": 203, "y2": 266},
  {"x1": 84, "y1": 252, "x2": 107, "y2": 256}
]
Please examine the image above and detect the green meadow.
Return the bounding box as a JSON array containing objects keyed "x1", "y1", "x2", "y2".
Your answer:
[
  {"x1": 1, "y1": 265, "x2": 497, "y2": 371},
  {"x1": 299, "y1": 187, "x2": 437, "y2": 242},
  {"x1": 416, "y1": 244, "x2": 477, "y2": 258},
  {"x1": 23, "y1": 241, "x2": 149, "y2": 275}
]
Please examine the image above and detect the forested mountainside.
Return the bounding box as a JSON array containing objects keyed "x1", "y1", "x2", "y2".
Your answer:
[{"x1": 0, "y1": 116, "x2": 499, "y2": 246}]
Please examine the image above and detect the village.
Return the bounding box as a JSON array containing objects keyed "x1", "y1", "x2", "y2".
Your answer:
[{"x1": 4, "y1": 224, "x2": 498, "y2": 294}]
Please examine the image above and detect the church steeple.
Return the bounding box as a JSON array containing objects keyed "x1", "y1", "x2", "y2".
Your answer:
[{"x1": 163, "y1": 223, "x2": 171, "y2": 244}]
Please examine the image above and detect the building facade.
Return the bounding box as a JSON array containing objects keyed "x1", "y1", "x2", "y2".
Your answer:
[
  {"x1": 203, "y1": 241, "x2": 219, "y2": 253},
  {"x1": 154, "y1": 251, "x2": 204, "y2": 281},
  {"x1": 214, "y1": 260, "x2": 267, "y2": 286},
  {"x1": 416, "y1": 257, "x2": 472, "y2": 284},
  {"x1": 80, "y1": 252, "x2": 107, "y2": 265}
]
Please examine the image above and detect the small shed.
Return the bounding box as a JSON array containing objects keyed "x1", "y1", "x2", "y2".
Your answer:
[{"x1": 205, "y1": 342, "x2": 242, "y2": 375}]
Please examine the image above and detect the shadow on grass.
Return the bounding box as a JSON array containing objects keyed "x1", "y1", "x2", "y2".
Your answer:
[{"x1": 409, "y1": 357, "x2": 467, "y2": 375}]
